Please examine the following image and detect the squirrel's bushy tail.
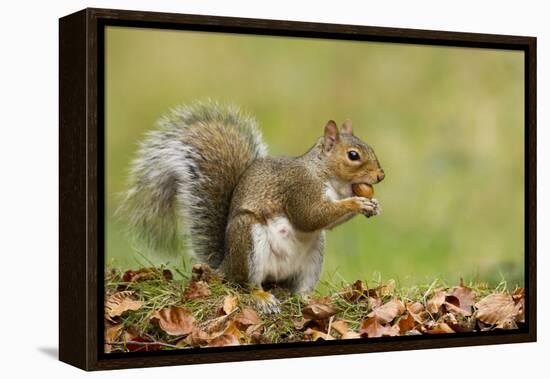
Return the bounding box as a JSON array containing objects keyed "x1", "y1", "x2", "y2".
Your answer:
[{"x1": 119, "y1": 101, "x2": 267, "y2": 268}]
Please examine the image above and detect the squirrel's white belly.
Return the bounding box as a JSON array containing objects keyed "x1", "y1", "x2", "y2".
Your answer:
[{"x1": 249, "y1": 216, "x2": 322, "y2": 285}]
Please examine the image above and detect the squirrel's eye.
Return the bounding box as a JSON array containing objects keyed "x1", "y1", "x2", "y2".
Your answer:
[{"x1": 347, "y1": 150, "x2": 361, "y2": 161}]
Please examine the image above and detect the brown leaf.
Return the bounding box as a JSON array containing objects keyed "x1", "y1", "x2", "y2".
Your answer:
[
  {"x1": 341, "y1": 280, "x2": 368, "y2": 302},
  {"x1": 377, "y1": 279, "x2": 396, "y2": 297},
  {"x1": 444, "y1": 300, "x2": 471, "y2": 317},
  {"x1": 406, "y1": 302, "x2": 428, "y2": 324},
  {"x1": 235, "y1": 307, "x2": 261, "y2": 329},
  {"x1": 122, "y1": 330, "x2": 164, "y2": 352},
  {"x1": 397, "y1": 313, "x2": 417, "y2": 335},
  {"x1": 222, "y1": 295, "x2": 238, "y2": 315},
  {"x1": 427, "y1": 290, "x2": 446, "y2": 314},
  {"x1": 151, "y1": 306, "x2": 196, "y2": 336},
  {"x1": 104, "y1": 321, "x2": 124, "y2": 353},
  {"x1": 331, "y1": 320, "x2": 361, "y2": 339},
  {"x1": 182, "y1": 328, "x2": 212, "y2": 347},
  {"x1": 209, "y1": 333, "x2": 240, "y2": 347},
  {"x1": 367, "y1": 299, "x2": 405, "y2": 323},
  {"x1": 105, "y1": 321, "x2": 123, "y2": 342},
  {"x1": 425, "y1": 322, "x2": 456, "y2": 334},
  {"x1": 105, "y1": 291, "x2": 143, "y2": 321},
  {"x1": 302, "y1": 302, "x2": 338, "y2": 320},
  {"x1": 183, "y1": 280, "x2": 211, "y2": 300},
  {"x1": 475, "y1": 293, "x2": 517, "y2": 325},
  {"x1": 360, "y1": 318, "x2": 399, "y2": 338},
  {"x1": 304, "y1": 328, "x2": 335, "y2": 341},
  {"x1": 449, "y1": 284, "x2": 476, "y2": 315},
  {"x1": 183, "y1": 320, "x2": 243, "y2": 347},
  {"x1": 122, "y1": 267, "x2": 173, "y2": 282}
]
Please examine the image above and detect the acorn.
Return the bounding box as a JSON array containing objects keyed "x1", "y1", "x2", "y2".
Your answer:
[{"x1": 352, "y1": 183, "x2": 374, "y2": 199}]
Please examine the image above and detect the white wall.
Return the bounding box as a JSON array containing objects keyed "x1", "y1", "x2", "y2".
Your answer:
[{"x1": 0, "y1": 0, "x2": 546, "y2": 377}]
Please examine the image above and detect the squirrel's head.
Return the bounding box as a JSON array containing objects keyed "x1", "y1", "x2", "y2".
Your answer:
[{"x1": 322, "y1": 119, "x2": 385, "y2": 185}]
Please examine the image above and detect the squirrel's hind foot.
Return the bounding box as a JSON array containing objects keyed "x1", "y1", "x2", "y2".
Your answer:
[{"x1": 250, "y1": 288, "x2": 280, "y2": 314}]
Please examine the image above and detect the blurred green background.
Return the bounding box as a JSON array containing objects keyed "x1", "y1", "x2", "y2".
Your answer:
[{"x1": 105, "y1": 26, "x2": 524, "y2": 290}]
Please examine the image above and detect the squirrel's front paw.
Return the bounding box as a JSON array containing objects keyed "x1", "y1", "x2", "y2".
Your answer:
[
  {"x1": 250, "y1": 288, "x2": 280, "y2": 314},
  {"x1": 353, "y1": 196, "x2": 381, "y2": 218}
]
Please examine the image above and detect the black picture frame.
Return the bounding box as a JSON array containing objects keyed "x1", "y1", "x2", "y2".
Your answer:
[{"x1": 59, "y1": 7, "x2": 537, "y2": 371}]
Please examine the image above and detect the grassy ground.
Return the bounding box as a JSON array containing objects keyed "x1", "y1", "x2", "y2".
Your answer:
[{"x1": 104, "y1": 262, "x2": 525, "y2": 353}]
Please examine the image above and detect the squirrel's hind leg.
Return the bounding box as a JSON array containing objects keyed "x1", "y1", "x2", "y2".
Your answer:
[{"x1": 222, "y1": 213, "x2": 281, "y2": 314}]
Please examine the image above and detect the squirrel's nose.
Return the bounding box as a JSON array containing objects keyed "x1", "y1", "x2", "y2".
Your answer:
[{"x1": 376, "y1": 170, "x2": 385, "y2": 182}]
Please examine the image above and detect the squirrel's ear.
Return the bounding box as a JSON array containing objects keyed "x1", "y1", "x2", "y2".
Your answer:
[
  {"x1": 341, "y1": 119, "x2": 353, "y2": 135},
  {"x1": 324, "y1": 120, "x2": 338, "y2": 152}
]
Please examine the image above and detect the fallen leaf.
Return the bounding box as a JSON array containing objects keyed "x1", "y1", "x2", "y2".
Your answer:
[
  {"x1": 331, "y1": 320, "x2": 361, "y2": 339},
  {"x1": 104, "y1": 321, "x2": 124, "y2": 353},
  {"x1": 360, "y1": 318, "x2": 399, "y2": 338},
  {"x1": 377, "y1": 279, "x2": 396, "y2": 297},
  {"x1": 209, "y1": 333, "x2": 240, "y2": 347},
  {"x1": 367, "y1": 299, "x2": 405, "y2": 323},
  {"x1": 425, "y1": 322, "x2": 456, "y2": 334},
  {"x1": 105, "y1": 321, "x2": 123, "y2": 342},
  {"x1": 121, "y1": 267, "x2": 172, "y2": 282},
  {"x1": 122, "y1": 330, "x2": 164, "y2": 352},
  {"x1": 222, "y1": 295, "x2": 238, "y2": 315},
  {"x1": 105, "y1": 291, "x2": 143, "y2": 321},
  {"x1": 235, "y1": 307, "x2": 260, "y2": 329},
  {"x1": 475, "y1": 293, "x2": 517, "y2": 325},
  {"x1": 397, "y1": 313, "x2": 417, "y2": 335},
  {"x1": 182, "y1": 328, "x2": 212, "y2": 347},
  {"x1": 183, "y1": 280, "x2": 211, "y2": 300},
  {"x1": 151, "y1": 306, "x2": 196, "y2": 336},
  {"x1": 304, "y1": 328, "x2": 335, "y2": 341},
  {"x1": 406, "y1": 302, "x2": 427, "y2": 324},
  {"x1": 341, "y1": 280, "x2": 367, "y2": 302},
  {"x1": 449, "y1": 284, "x2": 476, "y2": 314},
  {"x1": 302, "y1": 302, "x2": 337, "y2": 320},
  {"x1": 444, "y1": 300, "x2": 471, "y2": 317},
  {"x1": 427, "y1": 290, "x2": 446, "y2": 314}
]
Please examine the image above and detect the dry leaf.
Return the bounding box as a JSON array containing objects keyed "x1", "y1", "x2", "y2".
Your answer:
[
  {"x1": 235, "y1": 307, "x2": 260, "y2": 329},
  {"x1": 406, "y1": 302, "x2": 427, "y2": 324},
  {"x1": 360, "y1": 318, "x2": 398, "y2": 338},
  {"x1": 341, "y1": 280, "x2": 367, "y2": 302},
  {"x1": 122, "y1": 330, "x2": 164, "y2": 352},
  {"x1": 427, "y1": 290, "x2": 446, "y2": 314},
  {"x1": 105, "y1": 291, "x2": 143, "y2": 321},
  {"x1": 377, "y1": 280, "x2": 396, "y2": 297},
  {"x1": 105, "y1": 321, "x2": 123, "y2": 342},
  {"x1": 475, "y1": 293, "x2": 517, "y2": 325},
  {"x1": 331, "y1": 320, "x2": 361, "y2": 339},
  {"x1": 183, "y1": 280, "x2": 211, "y2": 300},
  {"x1": 122, "y1": 267, "x2": 173, "y2": 282},
  {"x1": 444, "y1": 300, "x2": 471, "y2": 317},
  {"x1": 222, "y1": 295, "x2": 238, "y2": 315},
  {"x1": 304, "y1": 328, "x2": 335, "y2": 341},
  {"x1": 449, "y1": 284, "x2": 476, "y2": 314},
  {"x1": 104, "y1": 321, "x2": 123, "y2": 353},
  {"x1": 426, "y1": 322, "x2": 456, "y2": 334},
  {"x1": 397, "y1": 313, "x2": 417, "y2": 335},
  {"x1": 302, "y1": 302, "x2": 337, "y2": 320},
  {"x1": 151, "y1": 306, "x2": 196, "y2": 336},
  {"x1": 367, "y1": 299, "x2": 405, "y2": 323},
  {"x1": 209, "y1": 333, "x2": 240, "y2": 347}
]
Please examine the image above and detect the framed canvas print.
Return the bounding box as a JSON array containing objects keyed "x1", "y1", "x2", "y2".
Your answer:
[{"x1": 59, "y1": 8, "x2": 537, "y2": 371}]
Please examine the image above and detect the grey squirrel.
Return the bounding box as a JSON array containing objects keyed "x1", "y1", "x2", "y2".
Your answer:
[{"x1": 120, "y1": 101, "x2": 385, "y2": 313}]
